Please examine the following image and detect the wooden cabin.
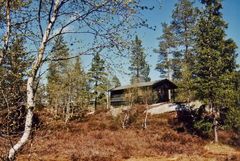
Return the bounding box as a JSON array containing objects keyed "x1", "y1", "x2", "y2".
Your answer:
[{"x1": 109, "y1": 79, "x2": 177, "y2": 106}]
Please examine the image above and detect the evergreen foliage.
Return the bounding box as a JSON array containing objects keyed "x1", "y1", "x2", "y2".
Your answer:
[
  {"x1": 171, "y1": 0, "x2": 198, "y2": 65},
  {"x1": 129, "y1": 36, "x2": 150, "y2": 83},
  {"x1": 225, "y1": 71, "x2": 240, "y2": 133},
  {"x1": 111, "y1": 75, "x2": 121, "y2": 88},
  {"x1": 0, "y1": 37, "x2": 31, "y2": 109},
  {"x1": 71, "y1": 57, "x2": 90, "y2": 109},
  {"x1": 47, "y1": 36, "x2": 70, "y2": 111},
  {"x1": 193, "y1": 0, "x2": 238, "y2": 142},
  {"x1": 154, "y1": 23, "x2": 176, "y2": 80},
  {"x1": 155, "y1": 0, "x2": 198, "y2": 101},
  {"x1": 171, "y1": 0, "x2": 198, "y2": 102},
  {"x1": 47, "y1": 36, "x2": 89, "y2": 121},
  {"x1": 88, "y1": 53, "x2": 108, "y2": 110},
  {"x1": 193, "y1": 0, "x2": 237, "y2": 105}
]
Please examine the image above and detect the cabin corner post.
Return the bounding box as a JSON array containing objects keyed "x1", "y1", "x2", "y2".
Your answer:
[{"x1": 168, "y1": 89, "x2": 172, "y2": 102}]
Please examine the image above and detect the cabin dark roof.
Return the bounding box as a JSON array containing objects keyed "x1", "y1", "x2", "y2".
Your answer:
[{"x1": 110, "y1": 79, "x2": 177, "y2": 91}]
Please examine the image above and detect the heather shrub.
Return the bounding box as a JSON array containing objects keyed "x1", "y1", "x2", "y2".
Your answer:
[{"x1": 176, "y1": 104, "x2": 213, "y2": 137}]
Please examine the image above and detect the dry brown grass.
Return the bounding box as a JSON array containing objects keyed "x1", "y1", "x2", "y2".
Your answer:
[{"x1": 0, "y1": 107, "x2": 239, "y2": 161}]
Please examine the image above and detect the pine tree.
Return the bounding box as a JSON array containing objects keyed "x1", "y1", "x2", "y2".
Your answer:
[
  {"x1": 171, "y1": 0, "x2": 198, "y2": 64},
  {"x1": 154, "y1": 23, "x2": 178, "y2": 80},
  {"x1": 171, "y1": 0, "x2": 198, "y2": 102},
  {"x1": 193, "y1": 0, "x2": 238, "y2": 142},
  {"x1": 129, "y1": 36, "x2": 150, "y2": 83},
  {"x1": 88, "y1": 53, "x2": 108, "y2": 110}
]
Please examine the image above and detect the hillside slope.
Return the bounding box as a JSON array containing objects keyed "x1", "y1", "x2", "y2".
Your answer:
[{"x1": 0, "y1": 107, "x2": 239, "y2": 161}]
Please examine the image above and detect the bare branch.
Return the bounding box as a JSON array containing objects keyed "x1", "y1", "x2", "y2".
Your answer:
[
  {"x1": 47, "y1": 1, "x2": 109, "y2": 42},
  {"x1": 48, "y1": 0, "x2": 54, "y2": 23},
  {"x1": 46, "y1": 55, "x2": 80, "y2": 62},
  {"x1": 47, "y1": 31, "x2": 96, "y2": 42},
  {"x1": 38, "y1": 0, "x2": 44, "y2": 38}
]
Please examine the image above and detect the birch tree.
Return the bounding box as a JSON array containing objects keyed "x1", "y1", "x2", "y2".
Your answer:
[
  {"x1": 0, "y1": 0, "x2": 30, "y2": 65},
  {"x1": 6, "y1": 0, "x2": 149, "y2": 159}
]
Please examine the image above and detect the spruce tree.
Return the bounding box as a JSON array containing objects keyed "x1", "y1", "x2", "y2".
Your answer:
[
  {"x1": 88, "y1": 53, "x2": 108, "y2": 110},
  {"x1": 129, "y1": 36, "x2": 150, "y2": 83},
  {"x1": 0, "y1": 37, "x2": 31, "y2": 109},
  {"x1": 47, "y1": 35, "x2": 70, "y2": 117},
  {"x1": 193, "y1": 0, "x2": 238, "y2": 142},
  {"x1": 0, "y1": 37, "x2": 32, "y2": 135},
  {"x1": 71, "y1": 57, "x2": 89, "y2": 110},
  {"x1": 225, "y1": 70, "x2": 240, "y2": 132},
  {"x1": 112, "y1": 75, "x2": 121, "y2": 88}
]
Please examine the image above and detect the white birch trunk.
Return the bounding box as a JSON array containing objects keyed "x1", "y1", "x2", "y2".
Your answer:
[
  {"x1": 143, "y1": 105, "x2": 149, "y2": 129},
  {"x1": 213, "y1": 116, "x2": 218, "y2": 143},
  {"x1": 65, "y1": 93, "x2": 71, "y2": 123},
  {"x1": 211, "y1": 102, "x2": 218, "y2": 143},
  {"x1": 168, "y1": 89, "x2": 171, "y2": 102},
  {"x1": 8, "y1": 1, "x2": 61, "y2": 159},
  {"x1": 8, "y1": 77, "x2": 34, "y2": 160},
  {"x1": 122, "y1": 110, "x2": 129, "y2": 129}
]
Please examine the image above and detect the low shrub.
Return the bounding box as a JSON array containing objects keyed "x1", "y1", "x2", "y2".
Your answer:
[{"x1": 0, "y1": 106, "x2": 41, "y2": 135}]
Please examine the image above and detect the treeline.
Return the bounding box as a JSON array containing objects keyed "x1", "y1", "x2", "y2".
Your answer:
[
  {"x1": 154, "y1": 0, "x2": 240, "y2": 141},
  {"x1": 40, "y1": 36, "x2": 124, "y2": 122},
  {"x1": 1, "y1": 35, "x2": 152, "y2": 124}
]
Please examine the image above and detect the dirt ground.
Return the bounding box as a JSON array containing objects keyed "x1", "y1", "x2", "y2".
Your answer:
[{"x1": 0, "y1": 107, "x2": 239, "y2": 161}]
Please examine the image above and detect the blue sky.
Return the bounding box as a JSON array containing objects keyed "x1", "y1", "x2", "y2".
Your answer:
[{"x1": 80, "y1": 0, "x2": 240, "y2": 85}]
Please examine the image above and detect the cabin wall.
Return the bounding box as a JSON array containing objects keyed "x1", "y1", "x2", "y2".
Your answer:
[
  {"x1": 110, "y1": 80, "x2": 177, "y2": 106},
  {"x1": 110, "y1": 90, "x2": 127, "y2": 106},
  {"x1": 153, "y1": 87, "x2": 171, "y2": 103},
  {"x1": 110, "y1": 87, "x2": 167, "y2": 106}
]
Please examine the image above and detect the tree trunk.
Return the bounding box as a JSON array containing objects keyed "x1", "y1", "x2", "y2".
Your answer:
[
  {"x1": 94, "y1": 96, "x2": 97, "y2": 111},
  {"x1": 8, "y1": 109, "x2": 33, "y2": 160},
  {"x1": 7, "y1": 1, "x2": 61, "y2": 159},
  {"x1": 213, "y1": 113, "x2": 218, "y2": 143},
  {"x1": 54, "y1": 100, "x2": 58, "y2": 117},
  {"x1": 143, "y1": 104, "x2": 148, "y2": 129},
  {"x1": 211, "y1": 102, "x2": 218, "y2": 143},
  {"x1": 8, "y1": 77, "x2": 34, "y2": 160},
  {"x1": 94, "y1": 81, "x2": 98, "y2": 111},
  {"x1": 122, "y1": 111, "x2": 129, "y2": 129},
  {"x1": 65, "y1": 102, "x2": 70, "y2": 123},
  {"x1": 65, "y1": 91, "x2": 71, "y2": 123}
]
